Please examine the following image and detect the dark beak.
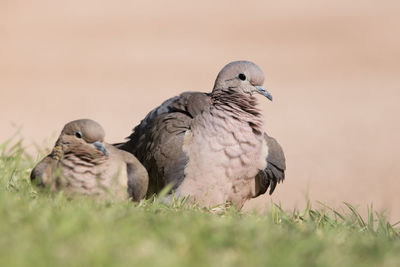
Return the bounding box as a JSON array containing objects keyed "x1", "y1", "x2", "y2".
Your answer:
[
  {"x1": 93, "y1": 141, "x2": 108, "y2": 156},
  {"x1": 255, "y1": 86, "x2": 273, "y2": 101}
]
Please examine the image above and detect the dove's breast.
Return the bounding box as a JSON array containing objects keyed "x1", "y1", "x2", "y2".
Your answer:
[
  {"x1": 59, "y1": 154, "x2": 128, "y2": 199},
  {"x1": 177, "y1": 108, "x2": 267, "y2": 208}
]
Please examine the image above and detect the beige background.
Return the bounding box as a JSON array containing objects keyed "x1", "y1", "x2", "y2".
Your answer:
[{"x1": 1, "y1": 1, "x2": 399, "y2": 219}]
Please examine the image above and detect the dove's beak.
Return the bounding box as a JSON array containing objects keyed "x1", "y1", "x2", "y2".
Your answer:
[
  {"x1": 255, "y1": 86, "x2": 273, "y2": 101},
  {"x1": 93, "y1": 141, "x2": 108, "y2": 156}
]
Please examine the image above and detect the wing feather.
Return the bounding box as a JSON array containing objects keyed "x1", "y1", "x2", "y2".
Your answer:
[
  {"x1": 115, "y1": 92, "x2": 210, "y2": 195},
  {"x1": 254, "y1": 133, "x2": 286, "y2": 197}
]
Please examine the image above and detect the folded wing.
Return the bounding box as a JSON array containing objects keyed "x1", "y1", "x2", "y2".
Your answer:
[{"x1": 254, "y1": 133, "x2": 286, "y2": 197}]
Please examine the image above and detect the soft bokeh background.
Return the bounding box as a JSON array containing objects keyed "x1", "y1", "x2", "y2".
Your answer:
[{"x1": 1, "y1": 1, "x2": 399, "y2": 218}]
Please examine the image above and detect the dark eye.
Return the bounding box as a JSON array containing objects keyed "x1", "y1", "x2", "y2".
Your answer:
[
  {"x1": 75, "y1": 131, "x2": 82, "y2": 138},
  {"x1": 238, "y1": 73, "x2": 246, "y2": 81}
]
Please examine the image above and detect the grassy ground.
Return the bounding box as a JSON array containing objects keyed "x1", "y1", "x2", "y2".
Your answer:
[{"x1": 1, "y1": 139, "x2": 399, "y2": 267}]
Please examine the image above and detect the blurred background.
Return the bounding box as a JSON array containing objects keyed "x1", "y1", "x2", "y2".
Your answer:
[{"x1": 1, "y1": 0, "x2": 399, "y2": 218}]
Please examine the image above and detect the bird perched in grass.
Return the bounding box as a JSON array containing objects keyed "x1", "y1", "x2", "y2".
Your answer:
[
  {"x1": 31, "y1": 119, "x2": 148, "y2": 201},
  {"x1": 116, "y1": 61, "x2": 286, "y2": 208}
]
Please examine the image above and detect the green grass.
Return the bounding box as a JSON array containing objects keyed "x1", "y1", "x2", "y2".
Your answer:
[{"x1": 0, "y1": 139, "x2": 399, "y2": 267}]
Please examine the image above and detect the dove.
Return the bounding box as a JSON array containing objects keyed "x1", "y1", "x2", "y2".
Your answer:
[
  {"x1": 31, "y1": 119, "x2": 148, "y2": 201},
  {"x1": 117, "y1": 61, "x2": 286, "y2": 208}
]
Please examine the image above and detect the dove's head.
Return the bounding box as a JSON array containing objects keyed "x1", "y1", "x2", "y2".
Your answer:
[
  {"x1": 55, "y1": 119, "x2": 108, "y2": 159},
  {"x1": 212, "y1": 60, "x2": 272, "y2": 101}
]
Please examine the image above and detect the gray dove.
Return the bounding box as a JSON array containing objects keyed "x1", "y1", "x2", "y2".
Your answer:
[
  {"x1": 117, "y1": 61, "x2": 286, "y2": 208},
  {"x1": 31, "y1": 119, "x2": 148, "y2": 201}
]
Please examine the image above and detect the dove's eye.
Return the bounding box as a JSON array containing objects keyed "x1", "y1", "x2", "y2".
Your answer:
[
  {"x1": 75, "y1": 131, "x2": 83, "y2": 138},
  {"x1": 238, "y1": 73, "x2": 246, "y2": 81}
]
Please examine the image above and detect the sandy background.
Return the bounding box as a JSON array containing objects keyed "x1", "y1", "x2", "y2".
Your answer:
[{"x1": 1, "y1": 1, "x2": 399, "y2": 219}]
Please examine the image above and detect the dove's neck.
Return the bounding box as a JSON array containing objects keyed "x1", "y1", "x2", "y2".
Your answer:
[
  {"x1": 210, "y1": 88, "x2": 264, "y2": 135},
  {"x1": 63, "y1": 152, "x2": 107, "y2": 165},
  {"x1": 51, "y1": 144, "x2": 107, "y2": 165}
]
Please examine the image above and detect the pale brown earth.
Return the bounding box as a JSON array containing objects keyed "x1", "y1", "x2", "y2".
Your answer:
[{"x1": 1, "y1": 0, "x2": 399, "y2": 219}]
